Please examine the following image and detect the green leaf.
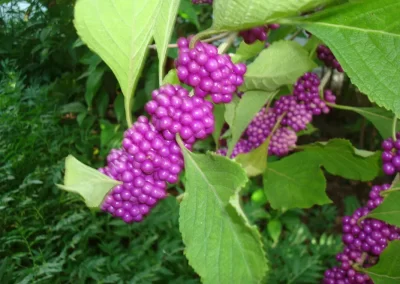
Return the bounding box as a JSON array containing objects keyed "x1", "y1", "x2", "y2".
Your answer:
[
  {"x1": 365, "y1": 241, "x2": 400, "y2": 284},
  {"x1": 162, "y1": 69, "x2": 180, "y2": 85},
  {"x1": 57, "y1": 155, "x2": 121, "y2": 208},
  {"x1": 224, "y1": 95, "x2": 240, "y2": 128},
  {"x1": 296, "y1": 0, "x2": 400, "y2": 118},
  {"x1": 231, "y1": 41, "x2": 265, "y2": 63},
  {"x1": 96, "y1": 91, "x2": 110, "y2": 117},
  {"x1": 367, "y1": 191, "x2": 400, "y2": 227},
  {"x1": 241, "y1": 41, "x2": 317, "y2": 92},
  {"x1": 337, "y1": 105, "x2": 399, "y2": 139},
  {"x1": 74, "y1": 0, "x2": 179, "y2": 112},
  {"x1": 179, "y1": 0, "x2": 200, "y2": 29},
  {"x1": 235, "y1": 137, "x2": 269, "y2": 177},
  {"x1": 303, "y1": 139, "x2": 380, "y2": 181},
  {"x1": 267, "y1": 219, "x2": 282, "y2": 243},
  {"x1": 212, "y1": 0, "x2": 334, "y2": 31},
  {"x1": 212, "y1": 104, "x2": 225, "y2": 148},
  {"x1": 264, "y1": 152, "x2": 331, "y2": 209},
  {"x1": 227, "y1": 90, "x2": 277, "y2": 156},
  {"x1": 113, "y1": 94, "x2": 125, "y2": 123},
  {"x1": 85, "y1": 65, "x2": 106, "y2": 107},
  {"x1": 178, "y1": 146, "x2": 268, "y2": 284}
]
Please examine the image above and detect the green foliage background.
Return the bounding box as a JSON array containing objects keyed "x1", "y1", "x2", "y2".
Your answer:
[{"x1": 0, "y1": 0, "x2": 390, "y2": 283}]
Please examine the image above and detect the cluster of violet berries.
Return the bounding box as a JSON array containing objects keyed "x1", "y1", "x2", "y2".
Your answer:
[
  {"x1": 381, "y1": 134, "x2": 400, "y2": 175},
  {"x1": 218, "y1": 72, "x2": 336, "y2": 158},
  {"x1": 192, "y1": 0, "x2": 213, "y2": 4},
  {"x1": 317, "y1": 45, "x2": 344, "y2": 73},
  {"x1": 238, "y1": 24, "x2": 280, "y2": 45},
  {"x1": 323, "y1": 183, "x2": 400, "y2": 284},
  {"x1": 175, "y1": 37, "x2": 246, "y2": 104},
  {"x1": 99, "y1": 82, "x2": 220, "y2": 223}
]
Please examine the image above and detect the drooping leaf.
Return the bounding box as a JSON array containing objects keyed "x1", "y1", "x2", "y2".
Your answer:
[
  {"x1": 336, "y1": 105, "x2": 399, "y2": 139},
  {"x1": 178, "y1": 144, "x2": 268, "y2": 284},
  {"x1": 302, "y1": 139, "x2": 380, "y2": 181},
  {"x1": 74, "y1": 0, "x2": 179, "y2": 117},
  {"x1": 241, "y1": 41, "x2": 317, "y2": 92},
  {"x1": 162, "y1": 69, "x2": 180, "y2": 85},
  {"x1": 227, "y1": 90, "x2": 277, "y2": 156},
  {"x1": 267, "y1": 219, "x2": 282, "y2": 243},
  {"x1": 212, "y1": 0, "x2": 335, "y2": 31},
  {"x1": 365, "y1": 241, "x2": 400, "y2": 284},
  {"x1": 57, "y1": 155, "x2": 121, "y2": 208},
  {"x1": 296, "y1": 0, "x2": 400, "y2": 117},
  {"x1": 264, "y1": 152, "x2": 331, "y2": 209}
]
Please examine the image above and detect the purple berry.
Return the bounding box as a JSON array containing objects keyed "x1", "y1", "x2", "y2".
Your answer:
[
  {"x1": 175, "y1": 37, "x2": 246, "y2": 104},
  {"x1": 317, "y1": 44, "x2": 343, "y2": 73}
]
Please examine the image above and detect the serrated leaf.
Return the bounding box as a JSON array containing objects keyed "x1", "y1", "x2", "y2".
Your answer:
[
  {"x1": 57, "y1": 155, "x2": 121, "y2": 208},
  {"x1": 235, "y1": 137, "x2": 269, "y2": 177},
  {"x1": 74, "y1": 0, "x2": 179, "y2": 114},
  {"x1": 241, "y1": 41, "x2": 316, "y2": 92},
  {"x1": 303, "y1": 139, "x2": 380, "y2": 181},
  {"x1": 338, "y1": 105, "x2": 399, "y2": 139},
  {"x1": 227, "y1": 90, "x2": 277, "y2": 156},
  {"x1": 365, "y1": 241, "x2": 400, "y2": 284},
  {"x1": 212, "y1": 0, "x2": 334, "y2": 31},
  {"x1": 367, "y1": 191, "x2": 400, "y2": 227},
  {"x1": 297, "y1": 0, "x2": 400, "y2": 118},
  {"x1": 231, "y1": 41, "x2": 265, "y2": 63},
  {"x1": 264, "y1": 152, "x2": 331, "y2": 209},
  {"x1": 212, "y1": 104, "x2": 225, "y2": 148},
  {"x1": 178, "y1": 144, "x2": 268, "y2": 284}
]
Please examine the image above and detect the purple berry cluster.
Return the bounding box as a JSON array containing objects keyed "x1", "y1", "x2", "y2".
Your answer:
[
  {"x1": 381, "y1": 134, "x2": 400, "y2": 175},
  {"x1": 218, "y1": 72, "x2": 336, "y2": 159},
  {"x1": 175, "y1": 37, "x2": 246, "y2": 104},
  {"x1": 99, "y1": 149, "x2": 167, "y2": 223},
  {"x1": 293, "y1": 72, "x2": 332, "y2": 115},
  {"x1": 145, "y1": 84, "x2": 214, "y2": 145},
  {"x1": 99, "y1": 83, "x2": 217, "y2": 223},
  {"x1": 239, "y1": 24, "x2": 280, "y2": 45},
  {"x1": 192, "y1": 0, "x2": 212, "y2": 4},
  {"x1": 274, "y1": 95, "x2": 313, "y2": 131},
  {"x1": 323, "y1": 184, "x2": 400, "y2": 284},
  {"x1": 317, "y1": 45, "x2": 343, "y2": 73}
]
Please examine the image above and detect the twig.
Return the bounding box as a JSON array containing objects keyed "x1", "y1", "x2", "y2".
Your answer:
[
  {"x1": 392, "y1": 115, "x2": 398, "y2": 141},
  {"x1": 217, "y1": 32, "x2": 238, "y2": 54},
  {"x1": 148, "y1": 33, "x2": 230, "y2": 50},
  {"x1": 289, "y1": 29, "x2": 302, "y2": 41}
]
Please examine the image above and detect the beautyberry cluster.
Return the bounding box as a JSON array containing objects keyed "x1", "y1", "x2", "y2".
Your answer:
[
  {"x1": 175, "y1": 37, "x2": 246, "y2": 104},
  {"x1": 317, "y1": 44, "x2": 343, "y2": 73},
  {"x1": 381, "y1": 133, "x2": 400, "y2": 175},
  {"x1": 99, "y1": 148, "x2": 168, "y2": 223},
  {"x1": 323, "y1": 184, "x2": 400, "y2": 284},
  {"x1": 99, "y1": 82, "x2": 219, "y2": 223},
  {"x1": 218, "y1": 72, "x2": 336, "y2": 159},
  {"x1": 145, "y1": 84, "x2": 214, "y2": 145},
  {"x1": 239, "y1": 24, "x2": 280, "y2": 44}
]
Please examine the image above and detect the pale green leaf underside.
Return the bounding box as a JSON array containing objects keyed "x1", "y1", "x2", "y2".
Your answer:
[
  {"x1": 235, "y1": 137, "x2": 270, "y2": 177},
  {"x1": 57, "y1": 155, "x2": 121, "y2": 208},
  {"x1": 241, "y1": 41, "x2": 317, "y2": 92},
  {"x1": 179, "y1": 148, "x2": 267, "y2": 284},
  {"x1": 227, "y1": 90, "x2": 277, "y2": 156},
  {"x1": 297, "y1": 0, "x2": 400, "y2": 117},
  {"x1": 366, "y1": 241, "x2": 400, "y2": 284},
  {"x1": 74, "y1": 0, "x2": 179, "y2": 101},
  {"x1": 212, "y1": 0, "x2": 334, "y2": 31}
]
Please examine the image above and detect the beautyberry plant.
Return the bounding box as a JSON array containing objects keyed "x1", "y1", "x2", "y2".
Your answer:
[{"x1": 60, "y1": 0, "x2": 400, "y2": 283}]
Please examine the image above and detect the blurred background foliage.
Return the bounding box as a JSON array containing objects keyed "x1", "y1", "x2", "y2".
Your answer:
[{"x1": 0, "y1": 1, "x2": 379, "y2": 283}]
